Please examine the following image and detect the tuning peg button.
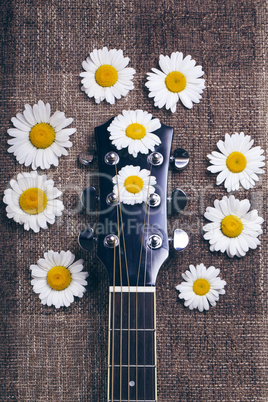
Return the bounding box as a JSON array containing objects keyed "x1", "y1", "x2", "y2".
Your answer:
[
  {"x1": 104, "y1": 151, "x2": 119, "y2": 165},
  {"x1": 81, "y1": 186, "x2": 98, "y2": 212},
  {"x1": 169, "y1": 229, "x2": 189, "y2": 251},
  {"x1": 78, "y1": 227, "x2": 97, "y2": 251},
  {"x1": 147, "y1": 152, "x2": 164, "y2": 166},
  {"x1": 147, "y1": 193, "x2": 161, "y2": 207},
  {"x1": 147, "y1": 234, "x2": 162, "y2": 249},
  {"x1": 78, "y1": 152, "x2": 95, "y2": 166},
  {"x1": 104, "y1": 234, "x2": 119, "y2": 248},
  {"x1": 106, "y1": 192, "x2": 119, "y2": 206},
  {"x1": 170, "y1": 148, "x2": 189, "y2": 170},
  {"x1": 167, "y1": 188, "x2": 187, "y2": 214}
]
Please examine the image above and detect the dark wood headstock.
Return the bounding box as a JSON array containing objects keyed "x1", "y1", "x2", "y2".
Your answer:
[
  {"x1": 78, "y1": 114, "x2": 189, "y2": 287},
  {"x1": 94, "y1": 118, "x2": 173, "y2": 287}
]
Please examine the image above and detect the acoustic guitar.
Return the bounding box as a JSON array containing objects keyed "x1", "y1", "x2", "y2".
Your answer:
[{"x1": 78, "y1": 115, "x2": 189, "y2": 401}]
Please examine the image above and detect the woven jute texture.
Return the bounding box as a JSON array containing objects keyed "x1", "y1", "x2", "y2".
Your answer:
[{"x1": 0, "y1": 0, "x2": 267, "y2": 401}]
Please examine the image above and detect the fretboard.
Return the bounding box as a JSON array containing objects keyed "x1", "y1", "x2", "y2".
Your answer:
[{"x1": 108, "y1": 287, "x2": 157, "y2": 402}]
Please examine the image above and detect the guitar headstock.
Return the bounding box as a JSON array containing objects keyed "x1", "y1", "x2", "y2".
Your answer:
[{"x1": 79, "y1": 113, "x2": 189, "y2": 287}]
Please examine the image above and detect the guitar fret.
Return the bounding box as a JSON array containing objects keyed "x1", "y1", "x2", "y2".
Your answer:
[
  {"x1": 109, "y1": 326, "x2": 155, "y2": 366},
  {"x1": 110, "y1": 329, "x2": 155, "y2": 331},
  {"x1": 109, "y1": 365, "x2": 156, "y2": 368},
  {"x1": 109, "y1": 286, "x2": 156, "y2": 293}
]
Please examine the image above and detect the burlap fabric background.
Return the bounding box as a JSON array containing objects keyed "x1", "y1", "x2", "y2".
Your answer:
[{"x1": 0, "y1": 0, "x2": 267, "y2": 401}]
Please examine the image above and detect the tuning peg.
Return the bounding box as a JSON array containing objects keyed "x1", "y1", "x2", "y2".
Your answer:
[
  {"x1": 169, "y1": 229, "x2": 189, "y2": 251},
  {"x1": 81, "y1": 186, "x2": 98, "y2": 212},
  {"x1": 167, "y1": 188, "x2": 187, "y2": 215},
  {"x1": 78, "y1": 151, "x2": 95, "y2": 166},
  {"x1": 147, "y1": 151, "x2": 164, "y2": 166},
  {"x1": 170, "y1": 148, "x2": 189, "y2": 170},
  {"x1": 78, "y1": 227, "x2": 97, "y2": 251}
]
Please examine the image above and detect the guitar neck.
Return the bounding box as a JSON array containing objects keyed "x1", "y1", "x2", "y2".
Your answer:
[{"x1": 108, "y1": 287, "x2": 157, "y2": 402}]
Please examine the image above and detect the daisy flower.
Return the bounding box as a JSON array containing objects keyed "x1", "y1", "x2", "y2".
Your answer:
[
  {"x1": 30, "y1": 250, "x2": 88, "y2": 308},
  {"x1": 176, "y1": 263, "x2": 226, "y2": 312},
  {"x1": 203, "y1": 195, "x2": 263, "y2": 258},
  {"x1": 112, "y1": 165, "x2": 156, "y2": 205},
  {"x1": 207, "y1": 132, "x2": 265, "y2": 192},
  {"x1": 7, "y1": 100, "x2": 76, "y2": 170},
  {"x1": 145, "y1": 51, "x2": 205, "y2": 112},
  {"x1": 80, "y1": 47, "x2": 136, "y2": 105},
  {"x1": 107, "y1": 110, "x2": 161, "y2": 158},
  {"x1": 3, "y1": 171, "x2": 64, "y2": 233}
]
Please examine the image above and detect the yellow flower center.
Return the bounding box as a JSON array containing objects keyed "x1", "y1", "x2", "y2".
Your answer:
[
  {"x1": 165, "y1": 71, "x2": 187, "y2": 93},
  {"x1": 193, "y1": 278, "x2": 210, "y2": 296},
  {"x1": 124, "y1": 175, "x2": 144, "y2": 194},
  {"x1": 226, "y1": 151, "x2": 247, "y2": 173},
  {"x1": 19, "y1": 188, "x2": 47, "y2": 215},
  {"x1": 47, "y1": 266, "x2": 71, "y2": 291},
  {"x1": 95, "y1": 64, "x2": 118, "y2": 87},
  {"x1": 221, "y1": 215, "x2": 243, "y2": 238},
  {"x1": 29, "y1": 123, "x2": 56, "y2": 149},
  {"x1": 126, "y1": 123, "x2": 146, "y2": 140}
]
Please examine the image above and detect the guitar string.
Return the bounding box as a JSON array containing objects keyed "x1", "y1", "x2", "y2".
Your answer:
[
  {"x1": 114, "y1": 166, "x2": 123, "y2": 402},
  {"x1": 111, "y1": 238, "x2": 116, "y2": 402},
  {"x1": 143, "y1": 203, "x2": 150, "y2": 400},
  {"x1": 135, "y1": 161, "x2": 153, "y2": 402},
  {"x1": 151, "y1": 224, "x2": 154, "y2": 401},
  {"x1": 116, "y1": 198, "x2": 123, "y2": 402},
  {"x1": 114, "y1": 163, "x2": 131, "y2": 402},
  {"x1": 143, "y1": 196, "x2": 155, "y2": 401},
  {"x1": 113, "y1": 161, "x2": 153, "y2": 401}
]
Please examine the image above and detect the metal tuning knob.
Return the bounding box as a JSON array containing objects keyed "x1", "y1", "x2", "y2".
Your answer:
[
  {"x1": 170, "y1": 148, "x2": 189, "y2": 170},
  {"x1": 78, "y1": 151, "x2": 95, "y2": 166},
  {"x1": 104, "y1": 234, "x2": 119, "y2": 248},
  {"x1": 106, "y1": 192, "x2": 119, "y2": 206},
  {"x1": 147, "y1": 193, "x2": 161, "y2": 207},
  {"x1": 78, "y1": 227, "x2": 97, "y2": 251},
  {"x1": 147, "y1": 152, "x2": 164, "y2": 166},
  {"x1": 147, "y1": 234, "x2": 162, "y2": 250},
  {"x1": 104, "y1": 151, "x2": 119, "y2": 165},
  {"x1": 81, "y1": 186, "x2": 98, "y2": 212},
  {"x1": 167, "y1": 188, "x2": 187, "y2": 215},
  {"x1": 169, "y1": 229, "x2": 189, "y2": 251}
]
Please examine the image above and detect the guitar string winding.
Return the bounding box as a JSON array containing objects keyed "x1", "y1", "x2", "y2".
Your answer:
[{"x1": 135, "y1": 161, "x2": 153, "y2": 402}]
